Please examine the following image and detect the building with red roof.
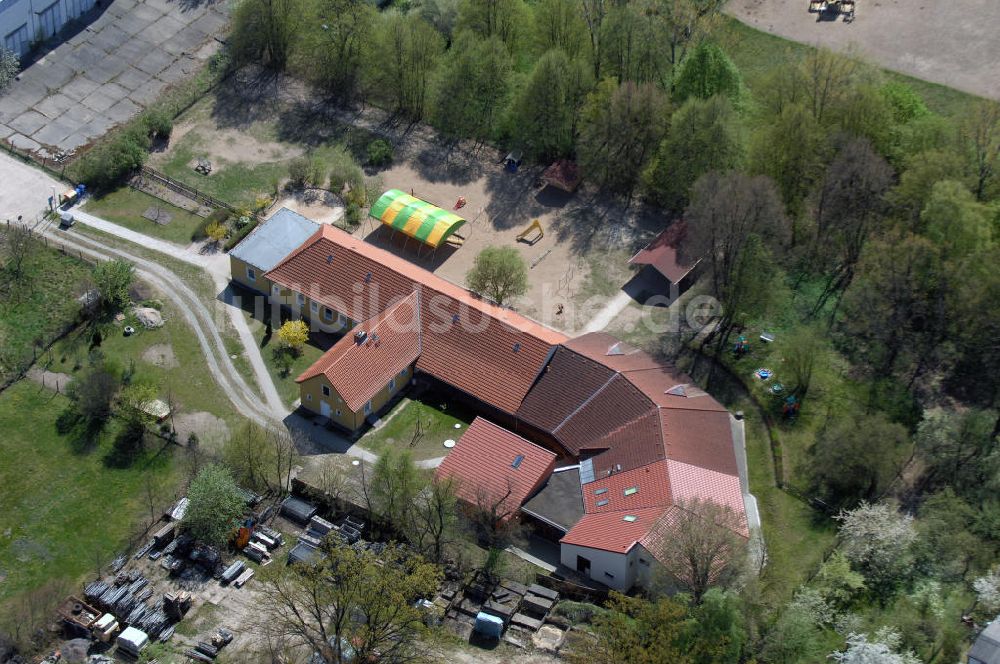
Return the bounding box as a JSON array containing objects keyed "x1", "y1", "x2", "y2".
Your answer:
[
  {"x1": 435, "y1": 417, "x2": 557, "y2": 521},
  {"x1": 231, "y1": 211, "x2": 754, "y2": 593},
  {"x1": 626, "y1": 221, "x2": 700, "y2": 303}
]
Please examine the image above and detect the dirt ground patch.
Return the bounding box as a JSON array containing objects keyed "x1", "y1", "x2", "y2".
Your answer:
[
  {"x1": 171, "y1": 411, "x2": 230, "y2": 451},
  {"x1": 725, "y1": 0, "x2": 1000, "y2": 101},
  {"x1": 142, "y1": 343, "x2": 179, "y2": 369},
  {"x1": 164, "y1": 123, "x2": 305, "y2": 168},
  {"x1": 274, "y1": 189, "x2": 344, "y2": 226},
  {"x1": 26, "y1": 366, "x2": 73, "y2": 391}
]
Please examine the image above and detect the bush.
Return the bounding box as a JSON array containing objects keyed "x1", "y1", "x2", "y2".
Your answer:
[
  {"x1": 69, "y1": 126, "x2": 150, "y2": 192},
  {"x1": 139, "y1": 107, "x2": 173, "y2": 141},
  {"x1": 327, "y1": 147, "x2": 365, "y2": 193},
  {"x1": 288, "y1": 157, "x2": 311, "y2": 188},
  {"x1": 366, "y1": 139, "x2": 394, "y2": 167},
  {"x1": 225, "y1": 217, "x2": 259, "y2": 251},
  {"x1": 345, "y1": 202, "x2": 362, "y2": 226},
  {"x1": 190, "y1": 209, "x2": 229, "y2": 241}
]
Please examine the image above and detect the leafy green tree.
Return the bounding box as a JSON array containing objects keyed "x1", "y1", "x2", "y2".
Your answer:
[
  {"x1": 813, "y1": 550, "x2": 866, "y2": 609},
  {"x1": 656, "y1": 0, "x2": 725, "y2": 86},
  {"x1": 67, "y1": 363, "x2": 120, "y2": 426},
  {"x1": 301, "y1": 0, "x2": 376, "y2": 99},
  {"x1": 915, "y1": 408, "x2": 997, "y2": 499},
  {"x1": 890, "y1": 148, "x2": 969, "y2": 223},
  {"x1": 810, "y1": 412, "x2": 909, "y2": 509},
  {"x1": 0, "y1": 46, "x2": 19, "y2": 91},
  {"x1": 919, "y1": 179, "x2": 993, "y2": 260},
  {"x1": 881, "y1": 81, "x2": 929, "y2": 125},
  {"x1": 229, "y1": 0, "x2": 299, "y2": 70},
  {"x1": 255, "y1": 543, "x2": 441, "y2": 664},
  {"x1": 599, "y1": 3, "x2": 669, "y2": 87},
  {"x1": 761, "y1": 606, "x2": 827, "y2": 664},
  {"x1": 960, "y1": 99, "x2": 1000, "y2": 200},
  {"x1": 93, "y1": 259, "x2": 135, "y2": 314},
  {"x1": 681, "y1": 589, "x2": 745, "y2": 663},
  {"x1": 432, "y1": 32, "x2": 512, "y2": 141},
  {"x1": 915, "y1": 489, "x2": 993, "y2": 582},
  {"x1": 834, "y1": 83, "x2": 900, "y2": 157},
  {"x1": 455, "y1": 0, "x2": 529, "y2": 52},
  {"x1": 673, "y1": 41, "x2": 743, "y2": 106},
  {"x1": 369, "y1": 447, "x2": 422, "y2": 535},
  {"x1": 182, "y1": 465, "x2": 246, "y2": 547},
  {"x1": 780, "y1": 324, "x2": 822, "y2": 403},
  {"x1": 533, "y1": 0, "x2": 589, "y2": 59},
  {"x1": 569, "y1": 592, "x2": 692, "y2": 664},
  {"x1": 369, "y1": 13, "x2": 444, "y2": 120},
  {"x1": 644, "y1": 95, "x2": 743, "y2": 211},
  {"x1": 507, "y1": 49, "x2": 591, "y2": 160},
  {"x1": 749, "y1": 102, "x2": 829, "y2": 219},
  {"x1": 578, "y1": 79, "x2": 669, "y2": 194},
  {"x1": 466, "y1": 245, "x2": 528, "y2": 305}
]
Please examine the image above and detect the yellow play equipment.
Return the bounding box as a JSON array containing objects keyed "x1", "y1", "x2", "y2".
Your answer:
[{"x1": 516, "y1": 219, "x2": 544, "y2": 245}]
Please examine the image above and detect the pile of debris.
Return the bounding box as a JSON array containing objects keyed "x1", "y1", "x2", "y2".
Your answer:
[
  {"x1": 83, "y1": 570, "x2": 179, "y2": 641},
  {"x1": 184, "y1": 627, "x2": 233, "y2": 662},
  {"x1": 284, "y1": 495, "x2": 369, "y2": 565},
  {"x1": 444, "y1": 574, "x2": 564, "y2": 648}
]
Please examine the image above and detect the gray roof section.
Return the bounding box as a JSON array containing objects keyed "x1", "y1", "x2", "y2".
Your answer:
[
  {"x1": 230, "y1": 208, "x2": 319, "y2": 272},
  {"x1": 970, "y1": 620, "x2": 1000, "y2": 664},
  {"x1": 521, "y1": 467, "x2": 585, "y2": 532}
]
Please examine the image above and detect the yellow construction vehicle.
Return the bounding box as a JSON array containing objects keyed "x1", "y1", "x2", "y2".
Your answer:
[{"x1": 516, "y1": 219, "x2": 544, "y2": 245}]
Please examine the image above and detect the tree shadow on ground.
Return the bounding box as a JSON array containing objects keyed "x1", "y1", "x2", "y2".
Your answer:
[
  {"x1": 209, "y1": 70, "x2": 295, "y2": 132},
  {"x1": 55, "y1": 406, "x2": 106, "y2": 454}
]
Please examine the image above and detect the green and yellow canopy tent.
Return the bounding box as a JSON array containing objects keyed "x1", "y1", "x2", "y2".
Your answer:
[{"x1": 369, "y1": 189, "x2": 467, "y2": 251}]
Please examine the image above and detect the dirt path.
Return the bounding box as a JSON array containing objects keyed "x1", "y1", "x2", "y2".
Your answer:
[
  {"x1": 725, "y1": 0, "x2": 1000, "y2": 101},
  {"x1": 582, "y1": 290, "x2": 632, "y2": 334}
]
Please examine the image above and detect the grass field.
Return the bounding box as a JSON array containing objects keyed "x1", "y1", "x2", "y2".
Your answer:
[
  {"x1": 0, "y1": 235, "x2": 93, "y2": 380},
  {"x1": 717, "y1": 17, "x2": 979, "y2": 118},
  {"x1": 83, "y1": 188, "x2": 207, "y2": 245},
  {"x1": 358, "y1": 396, "x2": 477, "y2": 462},
  {"x1": 0, "y1": 380, "x2": 180, "y2": 603}
]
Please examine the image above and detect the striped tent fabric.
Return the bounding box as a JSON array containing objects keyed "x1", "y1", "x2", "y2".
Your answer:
[{"x1": 369, "y1": 189, "x2": 466, "y2": 249}]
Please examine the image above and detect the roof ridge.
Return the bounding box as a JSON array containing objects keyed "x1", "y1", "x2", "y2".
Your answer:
[{"x1": 552, "y1": 371, "x2": 618, "y2": 435}]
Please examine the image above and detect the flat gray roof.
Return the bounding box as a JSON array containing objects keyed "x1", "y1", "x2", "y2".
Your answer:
[
  {"x1": 521, "y1": 467, "x2": 584, "y2": 532},
  {"x1": 230, "y1": 208, "x2": 319, "y2": 272},
  {"x1": 970, "y1": 620, "x2": 1000, "y2": 664}
]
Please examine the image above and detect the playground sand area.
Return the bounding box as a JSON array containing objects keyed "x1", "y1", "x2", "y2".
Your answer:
[{"x1": 155, "y1": 75, "x2": 662, "y2": 334}]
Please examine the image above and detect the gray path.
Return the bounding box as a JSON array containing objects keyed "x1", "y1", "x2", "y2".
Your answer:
[
  {"x1": 726, "y1": 0, "x2": 1000, "y2": 101},
  {"x1": 0, "y1": 0, "x2": 228, "y2": 155}
]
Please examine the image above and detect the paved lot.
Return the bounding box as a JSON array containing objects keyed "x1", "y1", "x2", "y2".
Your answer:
[
  {"x1": 726, "y1": 0, "x2": 1000, "y2": 101},
  {"x1": 0, "y1": 0, "x2": 227, "y2": 155}
]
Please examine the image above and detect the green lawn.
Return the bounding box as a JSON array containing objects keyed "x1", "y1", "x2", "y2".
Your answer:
[
  {"x1": 0, "y1": 381, "x2": 180, "y2": 603},
  {"x1": 358, "y1": 396, "x2": 477, "y2": 462},
  {"x1": 83, "y1": 187, "x2": 207, "y2": 245},
  {"x1": 0, "y1": 235, "x2": 93, "y2": 381},
  {"x1": 717, "y1": 16, "x2": 982, "y2": 117}
]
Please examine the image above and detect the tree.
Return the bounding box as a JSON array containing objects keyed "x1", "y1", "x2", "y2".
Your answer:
[
  {"x1": 780, "y1": 324, "x2": 822, "y2": 402},
  {"x1": 914, "y1": 489, "x2": 992, "y2": 582},
  {"x1": 809, "y1": 412, "x2": 909, "y2": 509},
  {"x1": 466, "y1": 246, "x2": 528, "y2": 305},
  {"x1": 455, "y1": 0, "x2": 529, "y2": 52},
  {"x1": 836, "y1": 502, "x2": 917, "y2": 592},
  {"x1": 599, "y1": 3, "x2": 670, "y2": 87},
  {"x1": 229, "y1": 0, "x2": 299, "y2": 70},
  {"x1": 411, "y1": 475, "x2": 458, "y2": 563},
  {"x1": 533, "y1": 0, "x2": 589, "y2": 60},
  {"x1": 93, "y1": 259, "x2": 135, "y2": 314},
  {"x1": 2, "y1": 222, "x2": 34, "y2": 284},
  {"x1": 431, "y1": 32, "x2": 512, "y2": 141},
  {"x1": 889, "y1": 148, "x2": 969, "y2": 224},
  {"x1": 813, "y1": 550, "x2": 866, "y2": 610},
  {"x1": 655, "y1": 0, "x2": 725, "y2": 87},
  {"x1": 67, "y1": 362, "x2": 120, "y2": 426},
  {"x1": 302, "y1": 0, "x2": 376, "y2": 99},
  {"x1": 681, "y1": 589, "x2": 745, "y2": 663},
  {"x1": 569, "y1": 592, "x2": 692, "y2": 664},
  {"x1": 182, "y1": 465, "x2": 246, "y2": 547},
  {"x1": 644, "y1": 95, "x2": 744, "y2": 211},
  {"x1": 960, "y1": 99, "x2": 1000, "y2": 200},
  {"x1": 748, "y1": 102, "x2": 829, "y2": 220},
  {"x1": 973, "y1": 566, "x2": 1000, "y2": 617},
  {"x1": 369, "y1": 447, "x2": 422, "y2": 535},
  {"x1": 276, "y1": 319, "x2": 309, "y2": 353},
  {"x1": 255, "y1": 543, "x2": 441, "y2": 664},
  {"x1": 646, "y1": 499, "x2": 748, "y2": 603},
  {"x1": 370, "y1": 14, "x2": 444, "y2": 120},
  {"x1": 673, "y1": 41, "x2": 743, "y2": 106},
  {"x1": 222, "y1": 422, "x2": 301, "y2": 493},
  {"x1": 800, "y1": 48, "x2": 864, "y2": 123},
  {"x1": 829, "y1": 628, "x2": 920, "y2": 664},
  {"x1": 0, "y1": 46, "x2": 18, "y2": 91},
  {"x1": 578, "y1": 79, "x2": 669, "y2": 194},
  {"x1": 205, "y1": 220, "x2": 228, "y2": 245},
  {"x1": 919, "y1": 179, "x2": 993, "y2": 260},
  {"x1": 915, "y1": 409, "x2": 998, "y2": 499},
  {"x1": 683, "y1": 171, "x2": 788, "y2": 352},
  {"x1": 507, "y1": 49, "x2": 591, "y2": 161},
  {"x1": 810, "y1": 137, "x2": 893, "y2": 315}
]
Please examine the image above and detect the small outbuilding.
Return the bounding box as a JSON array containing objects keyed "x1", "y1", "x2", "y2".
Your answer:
[
  {"x1": 540, "y1": 160, "x2": 581, "y2": 193},
  {"x1": 625, "y1": 221, "x2": 700, "y2": 304}
]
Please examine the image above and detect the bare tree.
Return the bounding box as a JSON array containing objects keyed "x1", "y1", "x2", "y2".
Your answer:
[
  {"x1": 253, "y1": 543, "x2": 441, "y2": 664},
  {"x1": 316, "y1": 456, "x2": 351, "y2": 512},
  {"x1": 644, "y1": 498, "x2": 748, "y2": 603},
  {"x1": 411, "y1": 474, "x2": 458, "y2": 563},
  {"x1": 1, "y1": 223, "x2": 34, "y2": 285},
  {"x1": 800, "y1": 48, "x2": 863, "y2": 122},
  {"x1": 961, "y1": 100, "x2": 1000, "y2": 201}
]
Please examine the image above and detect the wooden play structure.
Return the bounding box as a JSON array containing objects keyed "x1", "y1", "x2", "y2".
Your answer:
[
  {"x1": 517, "y1": 219, "x2": 544, "y2": 245},
  {"x1": 809, "y1": 0, "x2": 855, "y2": 21}
]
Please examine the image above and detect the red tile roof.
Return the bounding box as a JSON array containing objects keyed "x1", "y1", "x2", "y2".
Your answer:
[
  {"x1": 628, "y1": 222, "x2": 699, "y2": 284},
  {"x1": 435, "y1": 417, "x2": 557, "y2": 518},
  {"x1": 266, "y1": 225, "x2": 566, "y2": 414},
  {"x1": 560, "y1": 507, "x2": 667, "y2": 553},
  {"x1": 581, "y1": 461, "x2": 671, "y2": 514},
  {"x1": 639, "y1": 501, "x2": 749, "y2": 572},
  {"x1": 666, "y1": 460, "x2": 747, "y2": 536},
  {"x1": 296, "y1": 293, "x2": 421, "y2": 412}
]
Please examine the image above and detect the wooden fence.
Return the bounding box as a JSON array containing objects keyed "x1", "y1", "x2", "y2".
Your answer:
[{"x1": 139, "y1": 166, "x2": 238, "y2": 214}]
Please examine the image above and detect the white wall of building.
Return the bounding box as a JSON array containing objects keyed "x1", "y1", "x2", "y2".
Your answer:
[
  {"x1": 560, "y1": 543, "x2": 643, "y2": 592},
  {"x1": 1, "y1": 0, "x2": 96, "y2": 57}
]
